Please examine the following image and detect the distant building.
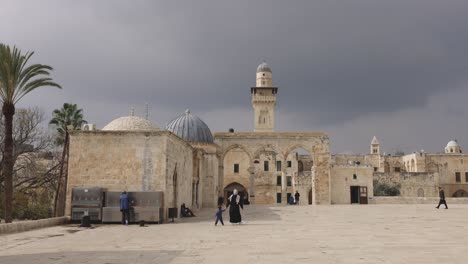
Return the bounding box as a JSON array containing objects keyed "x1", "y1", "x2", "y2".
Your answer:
[{"x1": 66, "y1": 62, "x2": 468, "y2": 219}]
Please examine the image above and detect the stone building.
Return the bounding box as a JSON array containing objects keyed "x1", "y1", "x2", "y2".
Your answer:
[{"x1": 65, "y1": 62, "x2": 468, "y2": 219}]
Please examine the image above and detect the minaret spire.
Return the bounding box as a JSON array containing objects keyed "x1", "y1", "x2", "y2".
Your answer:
[{"x1": 251, "y1": 62, "x2": 278, "y2": 132}]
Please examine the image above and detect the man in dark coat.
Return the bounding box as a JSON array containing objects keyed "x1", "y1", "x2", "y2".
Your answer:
[
  {"x1": 120, "y1": 191, "x2": 130, "y2": 225},
  {"x1": 436, "y1": 187, "x2": 448, "y2": 209},
  {"x1": 294, "y1": 191, "x2": 300, "y2": 205},
  {"x1": 226, "y1": 189, "x2": 243, "y2": 224}
]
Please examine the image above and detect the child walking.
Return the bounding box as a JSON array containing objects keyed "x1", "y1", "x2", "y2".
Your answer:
[{"x1": 215, "y1": 206, "x2": 225, "y2": 226}]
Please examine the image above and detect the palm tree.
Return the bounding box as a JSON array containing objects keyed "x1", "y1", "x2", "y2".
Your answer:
[
  {"x1": 0, "y1": 44, "x2": 61, "y2": 223},
  {"x1": 50, "y1": 103, "x2": 86, "y2": 216}
]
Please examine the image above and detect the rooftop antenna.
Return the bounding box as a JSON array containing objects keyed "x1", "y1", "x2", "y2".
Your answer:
[
  {"x1": 130, "y1": 107, "x2": 135, "y2": 116},
  {"x1": 145, "y1": 103, "x2": 149, "y2": 120}
]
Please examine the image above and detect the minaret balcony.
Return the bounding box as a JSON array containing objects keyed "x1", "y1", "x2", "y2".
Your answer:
[{"x1": 252, "y1": 95, "x2": 276, "y2": 103}]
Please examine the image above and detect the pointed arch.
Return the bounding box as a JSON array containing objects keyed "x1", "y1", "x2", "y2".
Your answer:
[
  {"x1": 453, "y1": 189, "x2": 468, "y2": 197},
  {"x1": 252, "y1": 144, "x2": 283, "y2": 160},
  {"x1": 284, "y1": 144, "x2": 312, "y2": 160},
  {"x1": 223, "y1": 182, "x2": 249, "y2": 204},
  {"x1": 221, "y1": 144, "x2": 252, "y2": 162}
]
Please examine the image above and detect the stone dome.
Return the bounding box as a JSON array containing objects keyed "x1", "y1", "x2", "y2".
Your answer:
[
  {"x1": 256, "y1": 62, "x2": 272, "y2": 73},
  {"x1": 446, "y1": 140, "x2": 459, "y2": 148},
  {"x1": 102, "y1": 116, "x2": 158, "y2": 131},
  {"x1": 166, "y1": 109, "x2": 213, "y2": 144}
]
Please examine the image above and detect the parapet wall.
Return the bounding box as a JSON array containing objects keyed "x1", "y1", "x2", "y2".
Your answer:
[
  {"x1": 369, "y1": 196, "x2": 468, "y2": 204},
  {"x1": 0, "y1": 216, "x2": 69, "y2": 235}
]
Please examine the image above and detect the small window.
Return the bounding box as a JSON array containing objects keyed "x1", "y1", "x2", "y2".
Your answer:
[
  {"x1": 394, "y1": 167, "x2": 401, "y2": 172},
  {"x1": 262, "y1": 73, "x2": 265, "y2": 76},
  {"x1": 373, "y1": 148, "x2": 378, "y2": 154},
  {"x1": 455, "y1": 172, "x2": 461, "y2": 182},
  {"x1": 353, "y1": 174, "x2": 357, "y2": 180},
  {"x1": 276, "y1": 160, "x2": 281, "y2": 171},
  {"x1": 234, "y1": 164, "x2": 239, "y2": 173},
  {"x1": 264, "y1": 161, "x2": 269, "y2": 171},
  {"x1": 254, "y1": 160, "x2": 260, "y2": 164},
  {"x1": 277, "y1": 175, "x2": 282, "y2": 186},
  {"x1": 287, "y1": 161, "x2": 292, "y2": 168},
  {"x1": 465, "y1": 172, "x2": 468, "y2": 182},
  {"x1": 374, "y1": 167, "x2": 378, "y2": 172},
  {"x1": 287, "y1": 176, "x2": 292, "y2": 186},
  {"x1": 276, "y1": 193, "x2": 282, "y2": 203}
]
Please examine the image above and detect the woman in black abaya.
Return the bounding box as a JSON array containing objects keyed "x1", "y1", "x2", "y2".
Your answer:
[{"x1": 226, "y1": 189, "x2": 243, "y2": 224}]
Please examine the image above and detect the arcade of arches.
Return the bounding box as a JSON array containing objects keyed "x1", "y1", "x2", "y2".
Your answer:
[{"x1": 216, "y1": 132, "x2": 330, "y2": 205}]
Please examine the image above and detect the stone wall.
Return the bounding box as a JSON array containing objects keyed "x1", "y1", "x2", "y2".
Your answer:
[
  {"x1": 191, "y1": 143, "x2": 219, "y2": 208},
  {"x1": 369, "y1": 196, "x2": 468, "y2": 204},
  {"x1": 373, "y1": 172, "x2": 439, "y2": 198},
  {"x1": 0, "y1": 217, "x2": 69, "y2": 235},
  {"x1": 164, "y1": 133, "x2": 194, "y2": 211},
  {"x1": 66, "y1": 131, "x2": 194, "y2": 218},
  {"x1": 330, "y1": 165, "x2": 374, "y2": 204}
]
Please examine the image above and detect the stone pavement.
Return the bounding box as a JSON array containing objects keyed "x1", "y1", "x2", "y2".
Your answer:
[{"x1": 0, "y1": 204, "x2": 467, "y2": 263}]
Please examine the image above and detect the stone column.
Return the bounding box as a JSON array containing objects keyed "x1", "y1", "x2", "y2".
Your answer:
[
  {"x1": 281, "y1": 162, "x2": 287, "y2": 205},
  {"x1": 311, "y1": 166, "x2": 317, "y2": 205},
  {"x1": 195, "y1": 181, "x2": 199, "y2": 208},
  {"x1": 311, "y1": 151, "x2": 331, "y2": 205},
  {"x1": 218, "y1": 163, "x2": 224, "y2": 204},
  {"x1": 248, "y1": 166, "x2": 256, "y2": 204}
]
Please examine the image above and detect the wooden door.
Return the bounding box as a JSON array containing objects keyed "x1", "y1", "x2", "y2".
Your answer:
[{"x1": 359, "y1": 186, "x2": 368, "y2": 204}]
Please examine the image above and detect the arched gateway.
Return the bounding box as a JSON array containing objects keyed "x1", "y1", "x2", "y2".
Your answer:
[{"x1": 224, "y1": 182, "x2": 249, "y2": 205}]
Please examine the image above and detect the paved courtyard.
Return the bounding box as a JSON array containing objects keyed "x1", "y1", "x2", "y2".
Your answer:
[{"x1": 0, "y1": 204, "x2": 467, "y2": 263}]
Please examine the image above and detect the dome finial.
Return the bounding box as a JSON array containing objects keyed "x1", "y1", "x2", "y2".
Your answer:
[{"x1": 185, "y1": 109, "x2": 190, "y2": 114}]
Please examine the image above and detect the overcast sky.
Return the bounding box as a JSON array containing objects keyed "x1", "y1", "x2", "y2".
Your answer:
[{"x1": 2, "y1": 0, "x2": 468, "y2": 154}]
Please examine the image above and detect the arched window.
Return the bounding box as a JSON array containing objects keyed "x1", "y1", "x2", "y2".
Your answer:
[{"x1": 298, "y1": 161, "x2": 304, "y2": 172}]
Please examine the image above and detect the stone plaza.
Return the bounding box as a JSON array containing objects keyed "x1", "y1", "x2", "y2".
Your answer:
[{"x1": 1, "y1": 204, "x2": 467, "y2": 264}]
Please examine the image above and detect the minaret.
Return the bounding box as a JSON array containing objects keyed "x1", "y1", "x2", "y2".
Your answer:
[
  {"x1": 251, "y1": 62, "x2": 278, "y2": 132},
  {"x1": 370, "y1": 136, "x2": 380, "y2": 155}
]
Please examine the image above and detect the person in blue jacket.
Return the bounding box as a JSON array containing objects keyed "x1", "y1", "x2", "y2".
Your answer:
[
  {"x1": 215, "y1": 206, "x2": 225, "y2": 226},
  {"x1": 120, "y1": 191, "x2": 130, "y2": 225}
]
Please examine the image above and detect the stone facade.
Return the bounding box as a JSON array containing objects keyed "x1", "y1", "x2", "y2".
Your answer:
[
  {"x1": 65, "y1": 131, "x2": 195, "y2": 218},
  {"x1": 330, "y1": 165, "x2": 374, "y2": 204},
  {"x1": 215, "y1": 132, "x2": 331, "y2": 205}
]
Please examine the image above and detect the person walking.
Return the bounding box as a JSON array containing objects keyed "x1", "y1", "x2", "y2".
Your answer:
[
  {"x1": 215, "y1": 206, "x2": 225, "y2": 226},
  {"x1": 436, "y1": 187, "x2": 448, "y2": 209},
  {"x1": 226, "y1": 189, "x2": 243, "y2": 224},
  {"x1": 120, "y1": 191, "x2": 130, "y2": 225},
  {"x1": 294, "y1": 191, "x2": 300, "y2": 205}
]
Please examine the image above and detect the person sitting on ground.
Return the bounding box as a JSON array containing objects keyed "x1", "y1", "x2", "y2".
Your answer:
[
  {"x1": 180, "y1": 203, "x2": 196, "y2": 217},
  {"x1": 288, "y1": 195, "x2": 295, "y2": 205}
]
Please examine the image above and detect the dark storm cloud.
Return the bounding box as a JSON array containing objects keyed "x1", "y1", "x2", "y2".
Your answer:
[{"x1": 2, "y1": 0, "x2": 468, "y2": 152}]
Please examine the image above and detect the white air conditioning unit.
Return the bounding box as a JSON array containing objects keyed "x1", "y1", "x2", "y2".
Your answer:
[{"x1": 82, "y1": 124, "x2": 96, "y2": 131}]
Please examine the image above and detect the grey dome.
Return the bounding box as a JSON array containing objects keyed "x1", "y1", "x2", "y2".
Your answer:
[
  {"x1": 256, "y1": 62, "x2": 272, "y2": 73},
  {"x1": 166, "y1": 109, "x2": 213, "y2": 144}
]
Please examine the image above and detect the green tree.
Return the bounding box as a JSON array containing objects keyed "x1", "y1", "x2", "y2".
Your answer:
[
  {"x1": 0, "y1": 44, "x2": 61, "y2": 223},
  {"x1": 49, "y1": 103, "x2": 86, "y2": 216}
]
